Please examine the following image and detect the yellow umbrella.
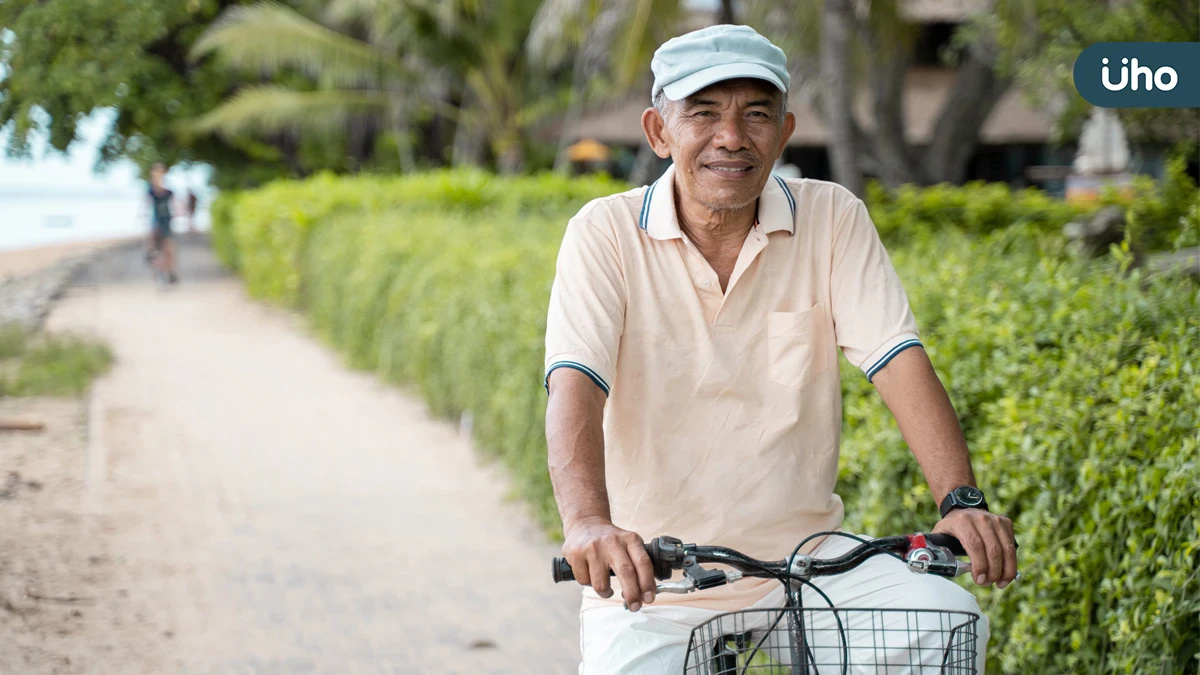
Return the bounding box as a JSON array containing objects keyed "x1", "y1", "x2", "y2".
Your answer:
[{"x1": 567, "y1": 138, "x2": 611, "y2": 163}]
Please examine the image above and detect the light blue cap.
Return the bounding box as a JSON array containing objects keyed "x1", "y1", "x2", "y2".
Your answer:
[{"x1": 651, "y1": 25, "x2": 790, "y2": 103}]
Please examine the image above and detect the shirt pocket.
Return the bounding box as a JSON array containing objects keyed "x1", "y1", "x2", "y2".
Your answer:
[{"x1": 767, "y1": 305, "x2": 830, "y2": 390}]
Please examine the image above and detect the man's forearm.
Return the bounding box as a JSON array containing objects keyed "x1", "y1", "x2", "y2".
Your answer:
[
  {"x1": 874, "y1": 346, "x2": 1019, "y2": 587},
  {"x1": 546, "y1": 370, "x2": 612, "y2": 529},
  {"x1": 871, "y1": 347, "x2": 976, "y2": 504}
]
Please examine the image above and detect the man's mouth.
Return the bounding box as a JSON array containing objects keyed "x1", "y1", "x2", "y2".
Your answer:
[{"x1": 704, "y1": 161, "x2": 756, "y2": 175}]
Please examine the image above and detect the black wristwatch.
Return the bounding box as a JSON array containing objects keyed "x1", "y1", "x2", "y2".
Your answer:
[{"x1": 939, "y1": 486, "x2": 989, "y2": 518}]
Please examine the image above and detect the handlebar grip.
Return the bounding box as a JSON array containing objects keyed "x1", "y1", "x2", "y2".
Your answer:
[
  {"x1": 552, "y1": 557, "x2": 579, "y2": 583},
  {"x1": 926, "y1": 533, "x2": 1018, "y2": 557},
  {"x1": 925, "y1": 534, "x2": 966, "y2": 556},
  {"x1": 552, "y1": 542, "x2": 660, "y2": 584}
]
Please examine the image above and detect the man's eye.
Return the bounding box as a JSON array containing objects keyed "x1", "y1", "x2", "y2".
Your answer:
[
  {"x1": 749, "y1": 111, "x2": 769, "y2": 118},
  {"x1": 694, "y1": 111, "x2": 715, "y2": 118}
]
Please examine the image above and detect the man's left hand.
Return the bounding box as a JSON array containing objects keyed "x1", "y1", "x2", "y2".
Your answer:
[{"x1": 931, "y1": 508, "x2": 1018, "y2": 589}]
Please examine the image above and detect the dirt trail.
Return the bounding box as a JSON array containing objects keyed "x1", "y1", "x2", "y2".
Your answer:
[{"x1": 11, "y1": 236, "x2": 580, "y2": 674}]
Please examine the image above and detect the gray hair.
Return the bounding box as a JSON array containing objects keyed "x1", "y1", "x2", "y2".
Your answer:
[{"x1": 653, "y1": 87, "x2": 788, "y2": 120}]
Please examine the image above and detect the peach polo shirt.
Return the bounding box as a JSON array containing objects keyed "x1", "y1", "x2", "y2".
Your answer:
[{"x1": 545, "y1": 165, "x2": 921, "y2": 610}]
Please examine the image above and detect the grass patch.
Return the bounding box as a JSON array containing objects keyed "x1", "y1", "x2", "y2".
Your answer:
[
  {"x1": 0, "y1": 324, "x2": 29, "y2": 360},
  {"x1": 0, "y1": 323, "x2": 113, "y2": 397}
]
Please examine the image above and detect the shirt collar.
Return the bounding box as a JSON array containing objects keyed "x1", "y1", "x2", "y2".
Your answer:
[{"x1": 640, "y1": 164, "x2": 797, "y2": 240}]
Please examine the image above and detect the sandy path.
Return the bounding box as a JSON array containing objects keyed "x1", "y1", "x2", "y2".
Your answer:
[{"x1": 36, "y1": 237, "x2": 580, "y2": 674}]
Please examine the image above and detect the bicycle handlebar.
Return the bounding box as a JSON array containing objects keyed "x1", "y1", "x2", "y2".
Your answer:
[
  {"x1": 552, "y1": 532, "x2": 978, "y2": 587},
  {"x1": 552, "y1": 534, "x2": 684, "y2": 583},
  {"x1": 551, "y1": 547, "x2": 649, "y2": 584}
]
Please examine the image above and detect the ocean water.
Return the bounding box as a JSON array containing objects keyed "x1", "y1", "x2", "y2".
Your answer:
[{"x1": 0, "y1": 191, "x2": 210, "y2": 251}]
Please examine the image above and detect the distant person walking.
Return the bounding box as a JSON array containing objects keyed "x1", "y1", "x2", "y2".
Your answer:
[
  {"x1": 186, "y1": 190, "x2": 199, "y2": 234},
  {"x1": 145, "y1": 162, "x2": 178, "y2": 284}
]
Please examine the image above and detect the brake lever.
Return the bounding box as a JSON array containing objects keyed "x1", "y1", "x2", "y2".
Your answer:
[
  {"x1": 907, "y1": 543, "x2": 1021, "y2": 582},
  {"x1": 622, "y1": 570, "x2": 744, "y2": 609}
]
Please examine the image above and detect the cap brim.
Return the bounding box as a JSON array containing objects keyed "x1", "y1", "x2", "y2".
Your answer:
[{"x1": 661, "y1": 62, "x2": 786, "y2": 101}]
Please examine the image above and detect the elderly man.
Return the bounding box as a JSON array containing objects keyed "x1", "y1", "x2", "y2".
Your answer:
[{"x1": 545, "y1": 25, "x2": 1017, "y2": 673}]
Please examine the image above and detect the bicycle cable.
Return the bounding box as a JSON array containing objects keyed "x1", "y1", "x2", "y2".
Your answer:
[
  {"x1": 736, "y1": 576, "x2": 848, "y2": 675},
  {"x1": 785, "y1": 530, "x2": 908, "y2": 577},
  {"x1": 753, "y1": 530, "x2": 915, "y2": 675},
  {"x1": 684, "y1": 531, "x2": 923, "y2": 673},
  {"x1": 683, "y1": 554, "x2": 836, "y2": 675}
]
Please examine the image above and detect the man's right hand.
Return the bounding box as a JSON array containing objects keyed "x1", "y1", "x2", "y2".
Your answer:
[{"x1": 561, "y1": 517, "x2": 657, "y2": 612}]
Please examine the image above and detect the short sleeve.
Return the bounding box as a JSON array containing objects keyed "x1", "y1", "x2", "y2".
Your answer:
[
  {"x1": 544, "y1": 210, "x2": 625, "y2": 396},
  {"x1": 830, "y1": 199, "x2": 921, "y2": 382}
]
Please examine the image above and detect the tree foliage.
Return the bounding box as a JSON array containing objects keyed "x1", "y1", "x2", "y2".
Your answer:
[
  {"x1": 992, "y1": 0, "x2": 1200, "y2": 146},
  {"x1": 3, "y1": 0, "x2": 1194, "y2": 186},
  {"x1": 0, "y1": 0, "x2": 331, "y2": 187},
  {"x1": 190, "y1": 0, "x2": 559, "y2": 173}
]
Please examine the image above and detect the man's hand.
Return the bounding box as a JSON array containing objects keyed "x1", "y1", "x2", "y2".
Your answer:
[
  {"x1": 932, "y1": 508, "x2": 1018, "y2": 589},
  {"x1": 561, "y1": 517, "x2": 657, "y2": 611}
]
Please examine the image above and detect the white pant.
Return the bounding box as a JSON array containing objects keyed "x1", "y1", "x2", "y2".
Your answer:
[{"x1": 579, "y1": 534, "x2": 989, "y2": 674}]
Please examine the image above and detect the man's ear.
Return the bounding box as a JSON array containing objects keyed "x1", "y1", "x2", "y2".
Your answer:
[{"x1": 641, "y1": 107, "x2": 673, "y2": 160}]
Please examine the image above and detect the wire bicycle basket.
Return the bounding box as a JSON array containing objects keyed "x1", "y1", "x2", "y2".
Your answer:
[{"x1": 684, "y1": 607, "x2": 979, "y2": 675}]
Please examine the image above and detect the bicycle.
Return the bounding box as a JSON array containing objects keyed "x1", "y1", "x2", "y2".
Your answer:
[{"x1": 553, "y1": 531, "x2": 1018, "y2": 674}]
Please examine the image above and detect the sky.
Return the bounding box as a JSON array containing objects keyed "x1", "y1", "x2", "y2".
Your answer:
[{"x1": 0, "y1": 109, "x2": 213, "y2": 250}]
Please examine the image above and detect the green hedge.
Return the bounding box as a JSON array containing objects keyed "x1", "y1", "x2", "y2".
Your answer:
[
  {"x1": 865, "y1": 180, "x2": 1085, "y2": 241},
  {"x1": 839, "y1": 227, "x2": 1198, "y2": 673},
  {"x1": 211, "y1": 170, "x2": 626, "y2": 307},
  {"x1": 865, "y1": 156, "x2": 1199, "y2": 254},
  {"x1": 213, "y1": 171, "x2": 1198, "y2": 673}
]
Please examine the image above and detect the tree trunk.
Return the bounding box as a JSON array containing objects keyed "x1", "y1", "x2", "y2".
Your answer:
[
  {"x1": 553, "y1": 40, "x2": 591, "y2": 174},
  {"x1": 391, "y1": 118, "x2": 416, "y2": 174},
  {"x1": 495, "y1": 126, "x2": 524, "y2": 174},
  {"x1": 388, "y1": 91, "x2": 416, "y2": 173},
  {"x1": 820, "y1": 0, "x2": 864, "y2": 196},
  {"x1": 921, "y1": 43, "x2": 1011, "y2": 184},
  {"x1": 451, "y1": 95, "x2": 487, "y2": 168},
  {"x1": 869, "y1": 44, "x2": 921, "y2": 187},
  {"x1": 719, "y1": 0, "x2": 737, "y2": 24},
  {"x1": 425, "y1": 82, "x2": 455, "y2": 167},
  {"x1": 628, "y1": 144, "x2": 662, "y2": 186}
]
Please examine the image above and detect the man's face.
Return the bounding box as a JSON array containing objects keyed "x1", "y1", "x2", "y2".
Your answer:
[{"x1": 645, "y1": 79, "x2": 794, "y2": 214}]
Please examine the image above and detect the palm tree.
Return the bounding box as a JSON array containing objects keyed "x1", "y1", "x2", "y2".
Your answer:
[
  {"x1": 188, "y1": 0, "x2": 556, "y2": 174},
  {"x1": 187, "y1": 1, "x2": 423, "y2": 171}
]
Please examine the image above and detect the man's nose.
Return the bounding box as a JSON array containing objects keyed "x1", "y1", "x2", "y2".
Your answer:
[{"x1": 711, "y1": 115, "x2": 750, "y2": 152}]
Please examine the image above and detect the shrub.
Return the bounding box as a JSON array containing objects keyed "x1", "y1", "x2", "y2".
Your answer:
[
  {"x1": 1124, "y1": 157, "x2": 1200, "y2": 253},
  {"x1": 214, "y1": 172, "x2": 1198, "y2": 673},
  {"x1": 209, "y1": 192, "x2": 240, "y2": 272},
  {"x1": 209, "y1": 170, "x2": 625, "y2": 307},
  {"x1": 839, "y1": 227, "x2": 1199, "y2": 674},
  {"x1": 865, "y1": 180, "x2": 1085, "y2": 243},
  {"x1": 862, "y1": 159, "x2": 1200, "y2": 256}
]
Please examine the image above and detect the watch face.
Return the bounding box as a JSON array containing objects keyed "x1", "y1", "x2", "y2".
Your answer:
[{"x1": 955, "y1": 486, "x2": 984, "y2": 506}]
